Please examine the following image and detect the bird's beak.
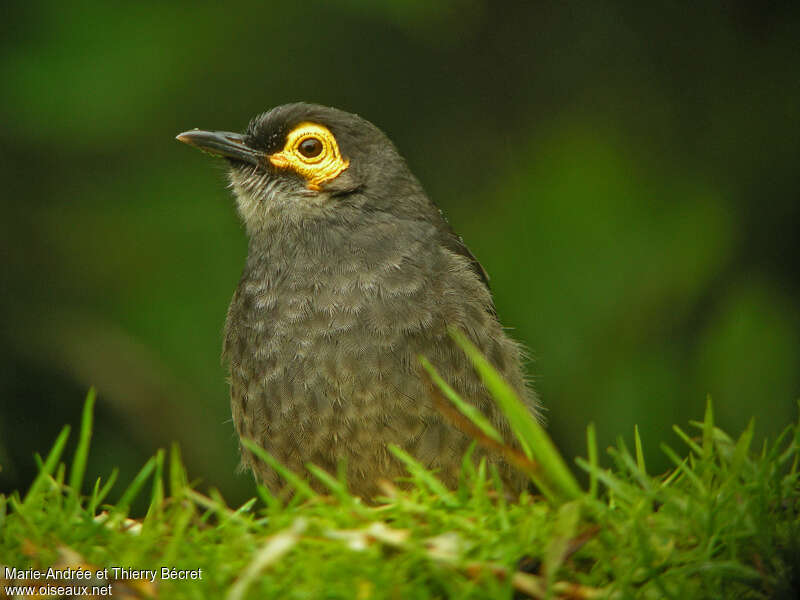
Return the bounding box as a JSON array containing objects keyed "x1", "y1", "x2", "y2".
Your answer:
[{"x1": 175, "y1": 130, "x2": 262, "y2": 166}]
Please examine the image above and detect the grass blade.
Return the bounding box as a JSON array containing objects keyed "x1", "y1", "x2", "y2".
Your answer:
[
  {"x1": 147, "y1": 448, "x2": 166, "y2": 520},
  {"x1": 419, "y1": 356, "x2": 504, "y2": 444},
  {"x1": 388, "y1": 444, "x2": 458, "y2": 507},
  {"x1": 241, "y1": 438, "x2": 316, "y2": 501},
  {"x1": 449, "y1": 328, "x2": 582, "y2": 502},
  {"x1": 634, "y1": 425, "x2": 646, "y2": 474},
  {"x1": 702, "y1": 396, "x2": 714, "y2": 463},
  {"x1": 661, "y1": 443, "x2": 706, "y2": 495},
  {"x1": 24, "y1": 426, "x2": 71, "y2": 505},
  {"x1": 116, "y1": 456, "x2": 157, "y2": 514},
  {"x1": 69, "y1": 387, "x2": 96, "y2": 494},
  {"x1": 169, "y1": 442, "x2": 188, "y2": 497},
  {"x1": 586, "y1": 423, "x2": 598, "y2": 499}
]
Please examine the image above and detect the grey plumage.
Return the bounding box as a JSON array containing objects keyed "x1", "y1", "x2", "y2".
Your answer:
[{"x1": 179, "y1": 103, "x2": 540, "y2": 497}]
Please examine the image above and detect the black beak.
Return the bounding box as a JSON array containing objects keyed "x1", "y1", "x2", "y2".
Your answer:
[{"x1": 176, "y1": 130, "x2": 262, "y2": 166}]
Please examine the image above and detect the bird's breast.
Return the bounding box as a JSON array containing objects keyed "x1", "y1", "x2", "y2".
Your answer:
[{"x1": 222, "y1": 242, "x2": 449, "y2": 397}]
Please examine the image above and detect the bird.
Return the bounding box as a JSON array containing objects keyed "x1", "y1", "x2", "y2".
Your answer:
[{"x1": 176, "y1": 103, "x2": 540, "y2": 497}]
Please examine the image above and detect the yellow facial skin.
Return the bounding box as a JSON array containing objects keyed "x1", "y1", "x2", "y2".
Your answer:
[{"x1": 268, "y1": 122, "x2": 350, "y2": 191}]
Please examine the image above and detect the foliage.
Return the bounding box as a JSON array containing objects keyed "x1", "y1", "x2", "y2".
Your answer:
[{"x1": 2, "y1": 366, "x2": 798, "y2": 599}]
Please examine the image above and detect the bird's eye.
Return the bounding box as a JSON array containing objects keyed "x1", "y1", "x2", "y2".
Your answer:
[
  {"x1": 268, "y1": 122, "x2": 349, "y2": 190},
  {"x1": 298, "y1": 137, "x2": 323, "y2": 159}
]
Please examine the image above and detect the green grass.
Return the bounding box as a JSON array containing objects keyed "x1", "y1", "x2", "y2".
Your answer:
[{"x1": 2, "y1": 343, "x2": 799, "y2": 598}]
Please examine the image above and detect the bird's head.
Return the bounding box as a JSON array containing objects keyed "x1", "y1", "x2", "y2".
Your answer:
[{"x1": 177, "y1": 103, "x2": 423, "y2": 235}]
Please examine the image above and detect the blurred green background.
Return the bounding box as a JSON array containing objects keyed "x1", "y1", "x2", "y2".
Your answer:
[{"x1": 1, "y1": 1, "x2": 798, "y2": 505}]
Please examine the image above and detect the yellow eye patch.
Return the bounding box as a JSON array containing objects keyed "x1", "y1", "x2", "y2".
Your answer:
[{"x1": 268, "y1": 122, "x2": 350, "y2": 191}]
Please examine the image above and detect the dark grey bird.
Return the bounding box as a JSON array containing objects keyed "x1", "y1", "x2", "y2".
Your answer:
[{"x1": 177, "y1": 103, "x2": 540, "y2": 497}]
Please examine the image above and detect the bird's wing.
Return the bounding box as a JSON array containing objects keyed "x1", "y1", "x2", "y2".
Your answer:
[
  {"x1": 434, "y1": 216, "x2": 497, "y2": 316},
  {"x1": 443, "y1": 228, "x2": 492, "y2": 289},
  {"x1": 427, "y1": 203, "x2": 491, "y2": 288}
]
